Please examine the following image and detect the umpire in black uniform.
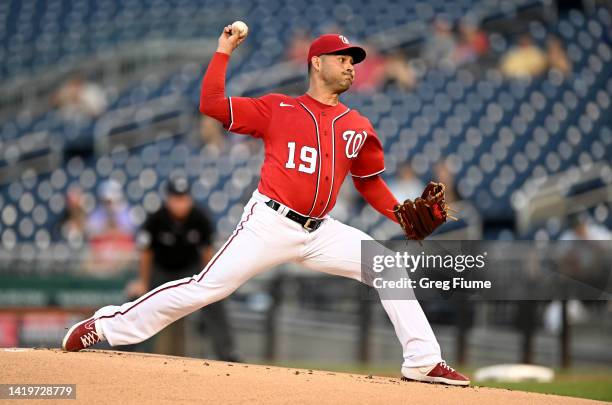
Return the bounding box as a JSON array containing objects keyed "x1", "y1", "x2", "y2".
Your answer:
[{"x1": 128, "y1": 175, "x2": 240, "y2": 361}]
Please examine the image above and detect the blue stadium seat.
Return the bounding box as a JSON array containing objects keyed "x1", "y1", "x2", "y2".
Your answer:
[{"x1": 2, "y1": 4, "x2": 611, "y2": 244}]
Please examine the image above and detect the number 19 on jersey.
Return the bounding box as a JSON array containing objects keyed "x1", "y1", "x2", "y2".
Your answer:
[{"x1": 285, "y1": 142, "x2": 317, "y2": 174}]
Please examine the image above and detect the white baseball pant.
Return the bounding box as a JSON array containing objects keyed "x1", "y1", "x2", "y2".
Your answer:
[{"x1": 93, "y1": 190, "x2": 443, "y2": 367}]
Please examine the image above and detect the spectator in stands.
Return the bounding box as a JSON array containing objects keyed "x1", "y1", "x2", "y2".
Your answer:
[
  {"x1": 85, "y1": 180, "x2": 135, "y2": 275},
  {"x1": 52, "y1": 75, "x2": 108, "y2": 120},
  {"x1": 286, "y1": 28, "x2": 312, "y2": 65},
  {"x1": 544, "y1": 213, "x2": 609, "y2": 333},
  {"x1": 560, "y1": 213, "x2": 611, "y2": 240},
  {"x1": 500, "y1": 34, "x2": 548, "y2": 78},
  {"x1": 423, "y1": 17, "x2": 457, "y2": 68},
  {"x1": 388, "y1": 163, "x2": 424, "y2": 201},
  {"x1": 351, "y1": 44, "x2": 387, "y2": 93},
  {"x1": 198, "y1": 115, "x2": 225, "y2": 151},
  {"x1": 87, "y1": 180, "x2": 134, "y2": 237},
  {"x1": 454, "y1": 18, "x2": 489, "y2": 66},
  {"x1": 434, "y1": 159, "x2": 462, "y2": 202},
  {"x1": 382, "y1": 50, "x2": 417, "y2": 91},
  {"x1": 54, "y1": 185, "x2": 87, "y2": 246},
  {"x1": 546, "y1": 35, "x2": 572, "y2": 76},
  {"x1": 196, "y1": 114, "x2": 260, "y2": 154},
  {"x1": 126, "y1": 176, "x2": 240, "y2": 360}
]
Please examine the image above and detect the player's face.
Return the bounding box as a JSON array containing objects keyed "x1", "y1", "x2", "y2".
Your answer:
[
  {"x1": 319, "y1": 54, "x2": 355, "y2": 94},
  {"x1": 166, "y1": 194, "x2": 193, "y2": 220}
]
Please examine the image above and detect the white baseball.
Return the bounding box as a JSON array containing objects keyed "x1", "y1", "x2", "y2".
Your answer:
[{"x1": 231, "y1": 21, "x2": 249, "y2": 38}]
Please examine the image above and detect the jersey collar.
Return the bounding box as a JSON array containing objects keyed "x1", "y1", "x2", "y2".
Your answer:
[{"x1": 298, "y1": 93, "x2": 346, "y2": 113}]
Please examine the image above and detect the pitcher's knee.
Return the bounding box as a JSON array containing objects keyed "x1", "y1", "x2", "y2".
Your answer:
[{"x1": 195, "y1": 279, "x2": 239, "y2": 304}]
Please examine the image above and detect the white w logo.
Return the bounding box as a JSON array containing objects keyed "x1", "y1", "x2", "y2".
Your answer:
[{"x1": 342, "y1": 130, "x2": 367, "y2": 158}]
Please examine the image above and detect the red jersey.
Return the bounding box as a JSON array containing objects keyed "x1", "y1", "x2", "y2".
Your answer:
[
  {"x1": 199, "y1": 52, "x2": 398, "y2": 222},
  {"x1": 227, "y1": 93, "x2": 385, "y2": 218}
]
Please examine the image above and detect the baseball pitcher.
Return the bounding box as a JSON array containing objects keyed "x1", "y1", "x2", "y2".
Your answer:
[{"x1": 63, "y1": 24, "x2": 469, "y2": 386}]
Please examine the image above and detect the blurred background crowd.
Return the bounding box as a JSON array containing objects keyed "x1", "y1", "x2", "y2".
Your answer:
[{"x1": 0, "y1": 0, "x2": 610, "y2": 373}]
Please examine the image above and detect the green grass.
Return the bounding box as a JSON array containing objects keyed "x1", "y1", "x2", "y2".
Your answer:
[
  {"x1": 473, "y1": 368, "x2": 612, "y2": 402},
  {"x1": 476, "y1": 379, "x2": 612, "y2": 402},
  {"x1": 263, "y1": 361, "x2": 612, "y2": 402}
]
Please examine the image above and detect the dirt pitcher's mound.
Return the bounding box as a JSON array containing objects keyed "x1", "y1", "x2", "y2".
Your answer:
[{"x1": 0, "y1": 349, "x2": 600, "y2": 404}]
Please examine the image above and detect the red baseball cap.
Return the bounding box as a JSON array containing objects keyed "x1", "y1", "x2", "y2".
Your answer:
[{"x1": 307, "y1": 34, "x2": 366, "y2": 65}]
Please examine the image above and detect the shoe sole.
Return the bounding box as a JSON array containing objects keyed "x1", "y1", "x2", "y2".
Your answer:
[
  {"x1": 401, "y1": 376, "x2": 470, "y2": 386},
  {"x1": 61, "y1": 319, "x2": 87, "y2": 351}
]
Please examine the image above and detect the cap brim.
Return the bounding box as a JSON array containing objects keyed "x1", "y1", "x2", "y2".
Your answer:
[{"x1": 325, "y1": 46, "x2": 367, "y2": 64}]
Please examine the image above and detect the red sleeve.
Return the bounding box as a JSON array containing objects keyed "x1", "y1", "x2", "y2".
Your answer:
[
  {"x1": 353, "y1": 175, "x2": 399, "y2": 222},
  {"x1": 227, "y1": 95, "x2": 274, "y2": 138},
  {"x1": 199, "y1": 52, "x2": 273, "y2": 138},
  {"x1": 350, "y1": 125, "x2": 385, "y2": 178},
  {"x1": 199, "y1": 52, "x2": 231, "y2": 125}
]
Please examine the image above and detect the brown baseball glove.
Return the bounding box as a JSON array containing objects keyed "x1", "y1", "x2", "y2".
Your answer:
[{"x1": 393, "y1": 181, "x2": 456, "y2": 241}]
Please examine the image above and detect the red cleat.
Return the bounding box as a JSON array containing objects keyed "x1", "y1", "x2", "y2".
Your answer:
[
  {"x1": 61, "y1": 317, "x2": 102, "y2": 352},
  {"x1": 401, "y1": 362, "x2": 470, "y2": 386}
]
